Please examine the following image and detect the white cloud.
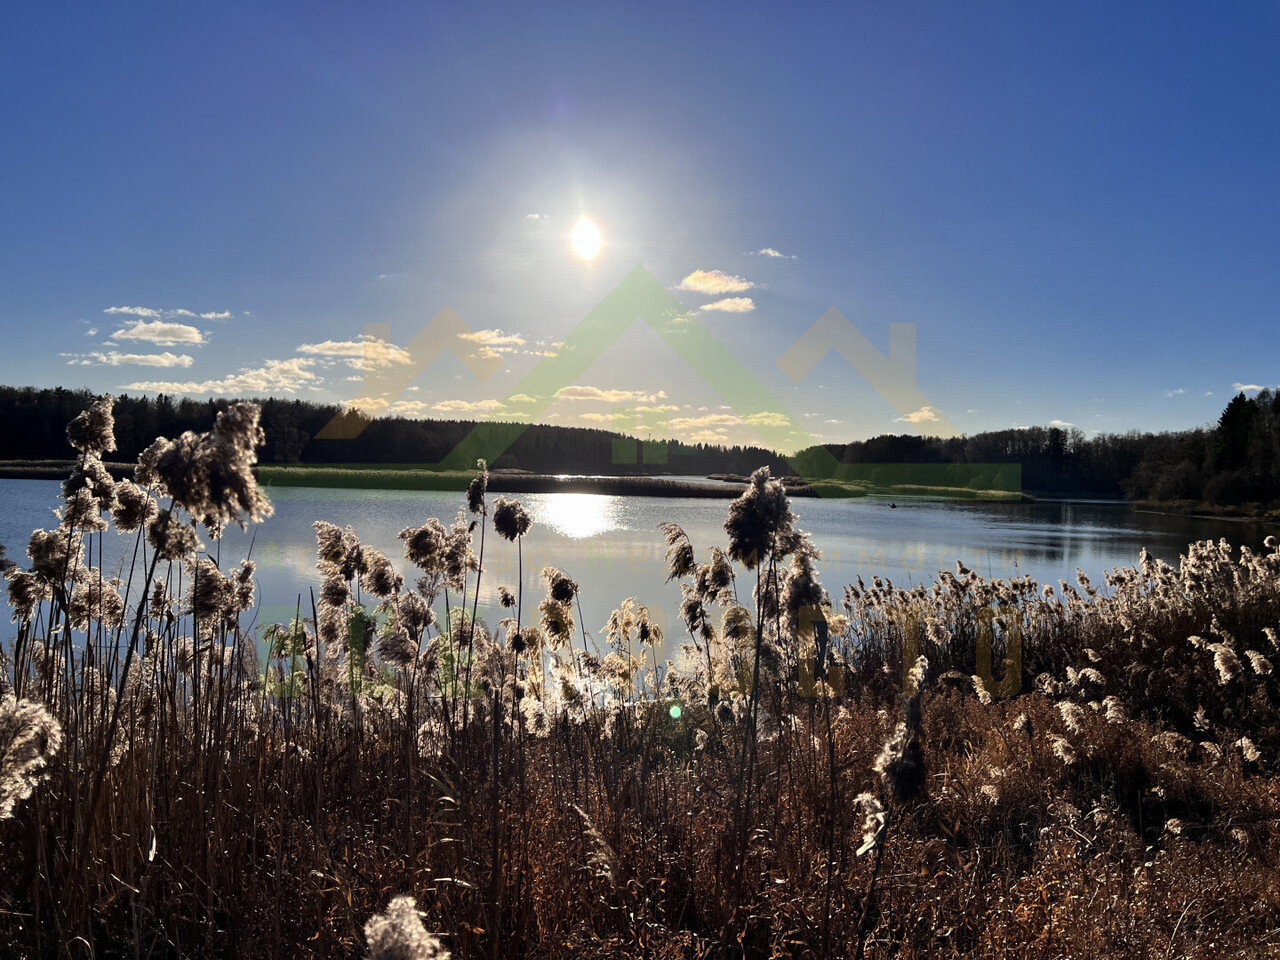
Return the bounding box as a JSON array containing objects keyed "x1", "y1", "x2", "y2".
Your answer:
[
  {"x1": 507, "y1": 393, "x2": 538, "y2": 404},
  {"x1": 457, "y1": 328, "x2": 528, "y2": 361},
  {"x1": 676, "y1": 269, "x2": 754, "y2": 295},
  {"x1": 579, "y1": 412, "x2": 613, "y2": 422},
  {"x1": 526, "y1": 213, "x2": 544, "y2": 220},
  {"x1": 554, "y1": 385, "x2": 663, "y2": 404},
  {"x1": 104, "y1": 305, "x2": 162, "y2": 318},
  {"x1": 298, "y1": 336, "x2": 414, "y2": 371},
  {"x1": 385, "y1": 401, "x2": 433, "y2": 418},
  {"x1": 1165, "y1": 388, "x2": 1185, "y2": 397},
  {"x1": 1205, "y1": 391, "x2": 1214, "y2": 396},
  {"x1": 751, "y1": 247, "x2": 796, "y2": 259},
  {"x1": 200, "y1": 310, "x2": 232, "y2": 320},
  {"x1": 669, "y1": 413, "x2": 744, "y2": 431},
  {"x1": 111, "y1": 319, "x2": 207, "y2": 346},
  {"x1": 824, "y1": 418, "x2": 842, "y2": 424},
  {"x1": 1234, "y1": 382, "x2": 1270, "y2": 393},
  {"x1": 897, "y1": 406, "x2": 942, "y2": 425},
  {"x1": 432, "y1": 399, "x2": 505, "y2": 414},
  {"x1": 124, "y1": 358, "x2": 317, "y2": 395},
  {"x1": 702, "y1": 297, "x2": 755, "y2": 313},
  {"x1": 84, "y1": 327, "x2": 98, "y2": 337},
  {"x1": 63, "y1": 350, "x2": 194, "y2": 368},
  {"x1": 744, "y1": 411, "x2": 790, "y2": 428},
  {"x1": 1048, "y1": 419, "x2": 1075, "y2": 428},
  {"x1": 686, "y1": 429, "x2": 733, "y2": 444},
  {"x1": 344, "y1": 396, "x2": 389, "y2": 415},
  {"x1": 459, "y1": 329, "x2": 527, "y2": 348}
]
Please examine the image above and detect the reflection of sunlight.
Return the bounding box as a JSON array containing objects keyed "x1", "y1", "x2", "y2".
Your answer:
[{"x1": 537, "y1": 494, "x2": 620, "y2": 539}]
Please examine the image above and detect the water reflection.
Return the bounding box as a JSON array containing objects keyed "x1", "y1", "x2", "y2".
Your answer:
[
  {"x1": 2, "y1": 479, "x2": 1277, "y2": 669},
  {"x1": 532, "y1": 493, "x2": 622, "y2": 539}
]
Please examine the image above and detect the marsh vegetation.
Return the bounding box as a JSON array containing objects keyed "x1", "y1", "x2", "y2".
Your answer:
[{"x1": 3, "y1": 398, "x2": 1280, "y2": 958}]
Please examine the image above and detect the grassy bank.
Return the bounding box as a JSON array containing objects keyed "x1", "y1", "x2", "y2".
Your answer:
[
  {"x1": 255, "y1": 464, "x2": 776, "y2": 498},
  {"x1": 1133, "y1": 497, "x2": 1280, "y2": 522},
  {"x1": 0, "y1": 460, "x2": 1070, "y2": 503},
  {"x1": 257, "y1": 464, "x2": 1032, "y2": 502},
  {"x1": 0, "y1": 459, "x2": 134, "y2": 481}
]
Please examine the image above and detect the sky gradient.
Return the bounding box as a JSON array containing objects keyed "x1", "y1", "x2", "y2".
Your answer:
[{"x1": 2, "y1": 3, "x2": 1277, "y2": 452}]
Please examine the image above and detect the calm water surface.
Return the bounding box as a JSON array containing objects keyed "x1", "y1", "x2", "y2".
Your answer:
[{"x1": 3, "y1": 478, "x2": 1276, "y2": 658}]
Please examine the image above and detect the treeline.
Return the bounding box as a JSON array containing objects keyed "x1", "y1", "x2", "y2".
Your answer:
[
  {"x1": 791, "y1": 389, "x2": 1280, "y2": 506},
  {"x1": 0, "y1": 386, "x2": 789, "y2": 477},
  {"x1": 3, "y1": 386, "x2": 1277, "y2": 506}
]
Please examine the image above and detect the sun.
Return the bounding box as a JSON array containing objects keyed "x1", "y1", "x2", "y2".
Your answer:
[{"x1": 571, "y1": 218, "x2": 602, "y2": 259}]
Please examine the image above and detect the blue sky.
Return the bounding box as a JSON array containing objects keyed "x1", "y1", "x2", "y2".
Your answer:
[{"x1": 2, "y1": 3, "x2": 1277, "y2": 451}]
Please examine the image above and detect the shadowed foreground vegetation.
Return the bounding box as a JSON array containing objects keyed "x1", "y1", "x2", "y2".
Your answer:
[{"x1": 3, "y1": 398, "x2": 1280, "y2": 958}]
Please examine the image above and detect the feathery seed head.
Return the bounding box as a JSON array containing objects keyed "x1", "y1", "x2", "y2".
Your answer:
[
  {"x1": 364, "y1": 895, "x2": 450, "y2": 960},
  {"x1": 0, "y1": 696, "x2": 65, "y2": 819},
  {"x1": 147, "y1": 511, "x2": 199, "y2": 562},
  {"x1": 724, "y1": 467, "x2": 795, "y2": 570},
  {"x1": 491, "y1": 497, "x2": 531, "y2": 541},
  {"x1": 5, "y1": 569, "x2": 49, "y2": 622},
  {"x1": 111, "y1": 480, "x2": 158, "y2": 532},
  {"x1": 66, "y1": 396, "x2": 117, "y2": 455},
  {"x1": 854, "y1": 792, "x2": 888, "y2": 856},
  {"x1": 542, "y1": 566, "x2": 578, "y2": 604},
  {"x1": 465, "y1": 463, "x2": 488, "y2": 516}
]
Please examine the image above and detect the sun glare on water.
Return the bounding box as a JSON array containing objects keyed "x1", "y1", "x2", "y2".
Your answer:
[{"x1": 571, "y1": 218, "x2": 602, "y2": 259}]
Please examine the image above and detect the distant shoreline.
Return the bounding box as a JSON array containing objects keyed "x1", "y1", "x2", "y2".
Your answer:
[
  {"x1": 7, "y1": 461, "x2": 1273, "y2": 518},
  {"x1": 0, "y1": 460, "x2": 1033, "y2": 503}
]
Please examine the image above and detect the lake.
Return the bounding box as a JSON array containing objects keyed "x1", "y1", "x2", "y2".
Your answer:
[{"x1": 3, "y1": 478, "x2": 1277, "y2": 663}]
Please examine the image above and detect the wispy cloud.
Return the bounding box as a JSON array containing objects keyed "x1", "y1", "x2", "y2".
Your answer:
[
  {"x1": 1165, "y1": 388, "x2": 1185, "y2": 397},
  {"x1": 84, "y1": 327, "x2": 98, "y2": 337},
  {"x1": 297, "y1": 336, "x2": 414, "y2": 371},
  {"x1": 676, "y1": 269, "x2": 754, "y2": 295},
  {"x1": 170, "y1": 309, "x2": 232, "y2": 320},
  {"x1": 107, "y1": 305, "x2": 230, "y2": 322},
  {"x1": 110, "y1": 319, "x2": 207, "y2": 346},
  {"x1": 554, "y1": 386, "x2": 665, "y2": 404},
  {"x1": 1048, "y1": 419, "x2": 1075, "y2": 428},
  {"x1": 528, "y1": 337, "x2": 563, "y2": 358},
  {"x1": 750, "y1": 247, "x2": 796, "y2": 259},
  {"x1": 526, "y1": 213, "x2": 544, "y2": 220},
  {"x1": 1234, "y1": 382, "x2": 1271, "y2": 393},
  {"x1": 702, "y1": 297, "x2": 755, "y2": 313},
  {"x1": 124, "y1": 358, "x2": 317, "y2": 395},
  {"x1": 579, "y1": 404, "x2": 681, "y2": 426},
  {"x1": 459, "y1": 329, "x2": 527, "y2": 348},
  {"x1": 63, "y1": 350, "x2": 193, "y2": 368},
  {"x1": 346, "y1": 399, "x2": 443, "y2": 418},
  {"x1": 458, "y1": 328, "x2": 528, "y2": 361},
  {"x1": 686, "y1": 429, "x2": 733, "y2": 444},
  {"x1": 104, "y1": 305, "x2": 162, "y2": 318}
]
